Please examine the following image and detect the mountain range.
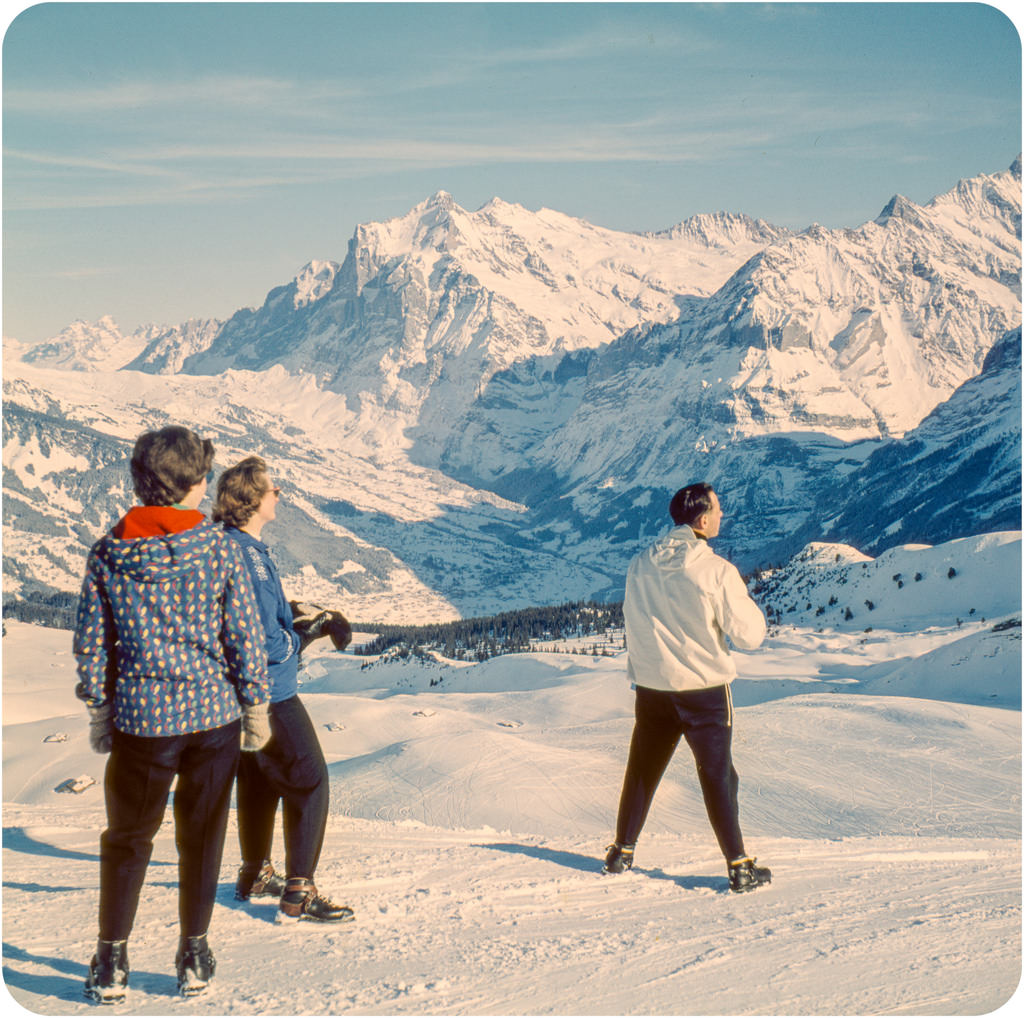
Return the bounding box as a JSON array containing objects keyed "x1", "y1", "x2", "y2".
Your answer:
[{"x1": 4, "y1": 158, "x2": 1020, "y2": 620}]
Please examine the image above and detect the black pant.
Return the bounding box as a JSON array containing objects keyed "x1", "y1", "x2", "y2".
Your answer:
[
  {"x1": 99, "y1": 720, "x2": 240, "y2": 941},
  {"x1": 236, "y1": 695, "x2": 329, "y2": 880},
  {"x1": 615, "y1": 684, "x2": 745, "y2": 861}
]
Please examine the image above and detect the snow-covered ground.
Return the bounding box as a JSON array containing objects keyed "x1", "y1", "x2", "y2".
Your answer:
[{"x1": 3, "y1": 533, "x2": 1021, "y2": 1015}]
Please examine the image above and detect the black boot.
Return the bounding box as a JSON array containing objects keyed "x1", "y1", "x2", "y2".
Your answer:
[
  {"x1": 728, "y1": 856, "x2": 772, "y2": 893},
  {"x1": 276, "y1": 877, "x2": 355, "y2": 923},
  {"x1": 235, "y1": 859, "x2": 287, "y2": 900},
  {"x1": 84, "y1": 939, "x2": 129, "y2": 1004},
  {"x1": 602, "y1": 842, "x2": 635, "y2": 874},
  {"x1": 175, "y1": 934, "x2": 216, "y2": 997}
]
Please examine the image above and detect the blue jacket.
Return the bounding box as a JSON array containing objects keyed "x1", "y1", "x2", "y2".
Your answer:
[
  {"x1": 74, "y1": 511, "x2": 270, "y2": 736},
  {"x1": 222, "y1": 526, "x2": 300, "y2": 702}
]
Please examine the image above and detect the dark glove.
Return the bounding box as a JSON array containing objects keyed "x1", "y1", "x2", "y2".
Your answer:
[
  {"x1": 290, "y1": 602, "x2": 352, "y2": 652},
  {"x1": 87, "y1": 703, "x2": 115, "y2": 754}
]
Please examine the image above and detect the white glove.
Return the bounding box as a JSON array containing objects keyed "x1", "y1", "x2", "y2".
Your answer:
[
  {"x1": 88, "y1": 703, "x2": 115, "y2": 754},
  {"x1": 241, "y1": 702, "x2": 272, "y2": 752}
]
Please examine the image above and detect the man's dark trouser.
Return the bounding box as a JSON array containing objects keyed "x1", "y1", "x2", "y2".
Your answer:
[
  {"x1": 99, "y1": 719, "x2": 241, "y2": 941},
  {"x1": 236, "y1": 695, "x2": 329, "y2": 880},
  {"x1": 615, "y1": 683, "x2": 746, "y2": 861}
]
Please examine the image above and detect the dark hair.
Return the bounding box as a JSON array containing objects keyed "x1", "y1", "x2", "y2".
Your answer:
[
  {"x1": 212, "y1": 456, "x2": 268, "y2": 528},
  {"x1": 669, "y1": 482, "x2": 716, "y2": 526},
  {"x1": 130, "y1": 426, "x2": 214, "y2": 506}
]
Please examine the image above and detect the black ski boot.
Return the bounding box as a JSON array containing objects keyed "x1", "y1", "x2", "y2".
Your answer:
[
  {"x1": 175, "y1": 934, "x2": 216, "y2": 997},
  {"x1": 602, "y1": 842, "x2": 635, "y2": 874},
  {"x1": 84, "y1": 939, "x2": 129, "y2": 1004},
  {"x1": 235, "y1": 859, "x2": 287, "y2": 900},
  {"x1": 276, "y1": 877, "x2": 355, "y2": 923},
  {"x1": 728, "y1": 856, "x2": 772, "y2": 893}
]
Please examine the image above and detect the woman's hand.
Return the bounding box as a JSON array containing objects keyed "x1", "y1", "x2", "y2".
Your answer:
[{"x1": 241, "y1": 701, "x2": 272, "y2": 751}]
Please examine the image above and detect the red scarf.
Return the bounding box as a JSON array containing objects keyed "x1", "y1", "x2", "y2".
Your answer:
[{"x1": 112, "y1": 506, "x2": 205, "y2": 539}]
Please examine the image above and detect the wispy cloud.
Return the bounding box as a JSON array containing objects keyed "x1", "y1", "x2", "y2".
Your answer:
[
  {"x1": 50, "y1": 266, "x2": 118, "y2": 280},
  {"x1": 6, "y1": 76, "x2": 983, "y2": 216},
  {"x1": 1, "y1": 22, "x2": 716, "y2": 125},
  {"x1": 3, "y1": 74, "x2": 357, "y2": 117},
  {"x1": 4, "y1": 146, "x2": 188, "y2": 178},
  {"x1": 2, "y1": 7, "x2": 1013, "y2": 217}
]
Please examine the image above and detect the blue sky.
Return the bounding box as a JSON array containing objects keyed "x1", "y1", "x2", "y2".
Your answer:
[{"x1": 3, "y1": 2, "x2": 1021, "y2": 344}]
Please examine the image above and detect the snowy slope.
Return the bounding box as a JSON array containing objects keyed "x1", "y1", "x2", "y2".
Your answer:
[
  {"x1": 4, "y1": 316, "x2": 1020, "y2": 615},
  {"x1": 2, "y1": 531, "x2": 1020, "y2": 1015},
  {"x1": 751, "y1": 530, "x2": 1022, "y2": 632},
  {"x1": 2, "y1": 359, "x2": 614, "y2": 620}
]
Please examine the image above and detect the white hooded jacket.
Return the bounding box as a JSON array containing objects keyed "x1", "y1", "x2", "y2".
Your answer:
[{"x1": 624, "y1": 525, "x2": 766, "y2": 692}]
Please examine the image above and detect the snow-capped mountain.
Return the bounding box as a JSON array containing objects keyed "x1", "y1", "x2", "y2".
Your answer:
[
  {"x1": 21, "y1": 316, "x2": 159, "y2": 372},
  {"x1": 3, "y1": 161, "x2": 1020, "y2": 617},
  {"x1": 24, "y1": 316, "x2": 224, "y2": 376},
  {"x1": 164, "y1": 194, "x2": 791, "y2": 467},
  {"x1": 123, "y1": 318, "x2": 224, "y2": 374},
  {"x1": 445, "y1": 160, "x2": 1020, "y2": 473},
  {"x1": 165, "y1": 161, "x2": 1018, "y2": 456},
  {"x1": 423, "y1": 160, "x2": 1020, "y2": 570}
]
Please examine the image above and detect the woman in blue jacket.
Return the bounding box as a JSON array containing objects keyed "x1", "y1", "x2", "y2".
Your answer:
[{"x1": 214, "y1": 456, "x2": 353, "y2": 925}]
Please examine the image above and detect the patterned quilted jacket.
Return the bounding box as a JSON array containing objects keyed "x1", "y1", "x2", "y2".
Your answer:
[{"x1": 74, "y1": 507, "x2": 271, "y2": 737}]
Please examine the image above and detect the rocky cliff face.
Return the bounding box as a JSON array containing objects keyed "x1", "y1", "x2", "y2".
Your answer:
[{"x1": 812, "y1": 327, "x2": 1022, "y2": 555}]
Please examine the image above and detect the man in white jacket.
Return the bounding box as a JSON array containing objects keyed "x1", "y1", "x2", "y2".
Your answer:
[{"x1": 604, "y1": 482, "x2": 772, "y2": 892}]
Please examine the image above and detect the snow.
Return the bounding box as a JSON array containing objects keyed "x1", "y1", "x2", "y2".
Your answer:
[
  {"x1": 292, "y1": 261, "x2": 340, "y2": 309},
  {"x1": 4, "y1": 358, "x2": 575, "y2": 621},
  {"x1": 4, "y1": 434, "x2": 91, "y2": 485},
  {"x1": 3, "y1": 530, "x2": 1021, "y2": 1015},
  {"x1": 18, "y1": 316, "x2": 155, "y2": 372}
]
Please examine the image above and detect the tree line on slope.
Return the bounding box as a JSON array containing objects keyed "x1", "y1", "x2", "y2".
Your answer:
[
  {"x1": 1, "y1": 594, "x2": 626, "y2": 665},
  {"x1": 3, "y1": 591, "x2": 79, "y2": 630},
  {"x1": 351, "y1": 600, "x2": 625, "y2": 661}
]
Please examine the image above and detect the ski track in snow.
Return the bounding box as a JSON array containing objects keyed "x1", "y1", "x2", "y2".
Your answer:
[
  {"x1": 2, "y1": 600, "x2": 1021, "y2": 1016},
  {"x1": 3, "y1": 811, "x2": 1019, "y2": 1017}
]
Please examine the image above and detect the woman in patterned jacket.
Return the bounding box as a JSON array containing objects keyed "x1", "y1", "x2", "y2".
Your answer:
[
  {"x1": 74, "y1": 426, "x2": 271, "y2": 1003},
  {"x1": 214, "y1": 456, "x2": 354, "y2": 925}
]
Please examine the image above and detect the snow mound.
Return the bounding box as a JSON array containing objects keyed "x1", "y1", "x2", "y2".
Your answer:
[
  {"x1": 753, "y1": 530, "x2": 1021, "y2": 630},
  {"x1": 858, "y1": 619, "x2": 1021, "y2": 707}
]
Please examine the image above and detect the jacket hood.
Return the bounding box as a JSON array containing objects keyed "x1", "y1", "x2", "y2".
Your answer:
[
  {"x1": 98, "y1": 515, "x2": 222, "y2": 583},
  {"x1": 649, "y1": 525, "x2": 708, "y2": 566}
]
